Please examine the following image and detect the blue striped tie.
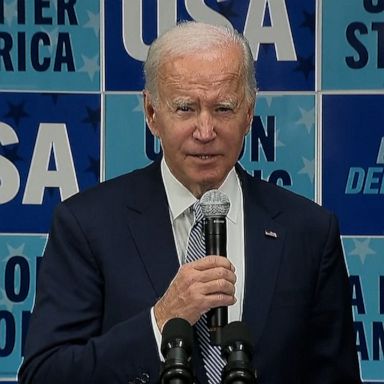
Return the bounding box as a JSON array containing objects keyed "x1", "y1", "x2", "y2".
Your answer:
[{"x1": 185, "y1": 200, "x2": 225, "y2": 384}]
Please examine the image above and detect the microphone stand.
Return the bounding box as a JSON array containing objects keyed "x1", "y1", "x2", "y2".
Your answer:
[
  {"x1": 221, "y1": 321, "x2": 257, "y2": 384},
  {"x1": 160, "y1": 353, "x2": 194, "y2": 384},
  {"x1": 160, "y1": 318, "x2": 194, "y2": 384}
]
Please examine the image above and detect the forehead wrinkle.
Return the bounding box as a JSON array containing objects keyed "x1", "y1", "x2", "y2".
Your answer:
[
  {"x1": 157, "y1": 56, "x2": 247, "y2": 107},
  {"x1": 159, "y1": 58, "x2": 243, "y2": 86},
  {"x1": 167, "y1": 73, "x2": 244, "y2": 95}
]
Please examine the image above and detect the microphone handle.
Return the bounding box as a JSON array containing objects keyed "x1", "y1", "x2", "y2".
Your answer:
[
  {"x1": 204, "y1": 218, "x2": 227, "y2": 256},
  {"x1": 204, "y1": 216, "x2": 228, "y2": 345}
]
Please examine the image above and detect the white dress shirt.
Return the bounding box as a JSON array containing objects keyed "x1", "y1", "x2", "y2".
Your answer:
[{"x1": 151, "y1": 158, "x2": 245, "y2": 358}]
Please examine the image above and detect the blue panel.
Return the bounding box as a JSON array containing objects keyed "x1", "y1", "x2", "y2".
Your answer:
[
  {"x1": 105, "y1": 0, "x2": 315, "y2": 92},
  {"x1": 322, "y1": 95, "x2": 384, "y2": 235},
  {"x1": 323, "y1": 0, "x2": 384, "y2": 90},
  {"x1": 241, "y1": 94, "x2": 316, "y2": 200},
  {"x1": 0, "y1": 93, "x2": 100, "y2": 233},
  {"x1": 0, "y1": 235, "x2": 47, "y2": 380},
  {"x1": 343, "y1": 237, "x2": 384, "y2": 381},
  {"x1": 0, "y1": 1, "x2": 100, "y2": 91}
]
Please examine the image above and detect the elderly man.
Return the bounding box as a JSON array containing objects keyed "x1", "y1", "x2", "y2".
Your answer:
[{"x1": 19, "y1": 22, "x2": 361, "y2": 384}]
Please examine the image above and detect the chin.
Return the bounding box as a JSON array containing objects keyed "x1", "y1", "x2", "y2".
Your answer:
[{"x1": 195, "y1": 174, "x2": 223, "y2": 192}]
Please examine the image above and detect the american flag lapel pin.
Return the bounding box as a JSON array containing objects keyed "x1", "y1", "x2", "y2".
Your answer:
[{"x1": 265, "y1": 229, "x2": 278, "y2": 238}]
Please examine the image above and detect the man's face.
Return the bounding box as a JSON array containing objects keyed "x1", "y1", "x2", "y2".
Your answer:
[{"x1": 144, "y1": 44, "x2": 254, "y2": 198}]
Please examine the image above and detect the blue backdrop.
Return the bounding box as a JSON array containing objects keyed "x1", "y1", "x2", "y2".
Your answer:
[{"x1": 0, "y1": 0, "x2": 383, "y2": 382}]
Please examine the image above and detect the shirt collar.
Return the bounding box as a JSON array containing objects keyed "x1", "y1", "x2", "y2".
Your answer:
[{"x1": 161, "y1": 158, "x2": 242, "y2": 224}]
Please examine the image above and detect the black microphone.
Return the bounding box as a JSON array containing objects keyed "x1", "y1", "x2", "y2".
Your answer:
[
  {"x1": 200, "y1": 189, "x2": 230, "y2": 346},
  {"x1": 160, "y1": 318, "x2": 194, "y2": 384},
  {"x1": 222, "y1": 321, "x2": 257, "y2": 384}
]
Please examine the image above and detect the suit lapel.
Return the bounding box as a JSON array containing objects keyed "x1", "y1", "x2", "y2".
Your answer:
[
  {"x1": 124, "y1": 162, "x2": 179, "y2": 298},
  {"x1": 238, "y1": 168, "x2": 286, "y2": 347}
]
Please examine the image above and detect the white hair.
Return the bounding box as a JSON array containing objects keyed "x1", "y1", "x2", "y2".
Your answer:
[{"x1": 144, "y1": 21, "x2": 257, "y2": 105}]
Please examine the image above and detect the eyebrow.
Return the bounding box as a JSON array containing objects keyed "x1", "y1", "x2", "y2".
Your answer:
[
  {"x1": 216, "y1": 99, "x2": 238, "y2": 109},
  {"x1": 167, "y1": 98, "x2": 195, "y2": 109},
  {"x1": 168, "y1": 97, "x2": 239, "y2": 108}
]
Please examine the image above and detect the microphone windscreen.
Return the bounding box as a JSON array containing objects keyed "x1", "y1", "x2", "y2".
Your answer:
[
  {"x1": 222, "y1": 321, "x2": 254, "y2": 351},
  {"x1": 200, "y1": 189, "x2": 230, "y2": 217},
  {"x1": 161, "y1": 318, "x2": 193, "y2": 356}
]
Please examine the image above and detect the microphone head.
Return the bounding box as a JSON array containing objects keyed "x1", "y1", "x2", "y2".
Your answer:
[
  {"x1": 161, "y1": 318, "x2": 193, "y2": 357},
  {"x1": 222, "y1": 321, "x2": 254, "y2": 357},
  {"x1": 200, "y1": 189, "x2": 230, "y2": 218}
]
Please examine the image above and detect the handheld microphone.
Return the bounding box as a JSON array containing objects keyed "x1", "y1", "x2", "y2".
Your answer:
[
  {"x1": 200, "y1": 189, "x2": 230, "y2": 346},
  {"x1": 160, "y1": 318, "x2": 194, "y2": 384},
  {"x1": 222, "y1": 321, "x2": 257, "y2": 384}
]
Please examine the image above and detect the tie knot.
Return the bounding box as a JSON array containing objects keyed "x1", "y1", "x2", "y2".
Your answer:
[{"x1": 192, "y1": 200, "x2": 204, "y2": 223}]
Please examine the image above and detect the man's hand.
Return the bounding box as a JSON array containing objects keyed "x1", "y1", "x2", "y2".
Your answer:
[{"x1": 154, "y1": 255, "x2": 236, "y2": 331}]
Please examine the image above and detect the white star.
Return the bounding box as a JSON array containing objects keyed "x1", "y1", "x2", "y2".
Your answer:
[
  {"x1": 133, "y1": 95, "x2": 144, "y2": 112},
  {"x1": 0, "y1": 288, "x2": 15, "y2": 311},
  {"x1": 264, "y1": 96, "x2": 274, "y2": 108},
  {"x1": 296, "y1": 106, "x2": 315, "y2": 134},
  {"x1": 4, "y1": 0, "x2": 17, "y2": 26},
  {"x1": 298, "y1": 157, "x2": 315, "y2": 184},
  {"x1": 2, "y1": 243, "x2": 26, "y2": 264},
  {"x1": 276, "y1": 129, "x2": 285, "y2": 148},
  {"x1": 78, "y1": 54, "x2": 100, "y2": 81},
  {"x1": 349, "y1": 238, "x2": 376, "y2": 264},
  {"x1": 84, "y1": 10, "x2": 100, "y2": 37}
]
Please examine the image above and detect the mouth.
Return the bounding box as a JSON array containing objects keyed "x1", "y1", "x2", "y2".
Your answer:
[
  {"x1": 192, "y1": 154, "x2": 217, "y2": 163},
  {"x1": 196, "y1": 155, "x2": 213, "y2": 160},
  {"x1": 189, "y1": 154, "x2": 219, "y2": 161}
]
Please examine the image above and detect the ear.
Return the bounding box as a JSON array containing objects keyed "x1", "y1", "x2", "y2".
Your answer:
[{"x1": 143, "y1": 91, "x2": 158, "y2": 136}]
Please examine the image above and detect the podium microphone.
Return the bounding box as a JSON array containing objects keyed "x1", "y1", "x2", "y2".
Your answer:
[
  {"x1": 160, "y1": 318, "x2": 194, "y2": 384},
  {"x1": 222, "y1": 321, "x2": 257, "y2": 384},
  {"x1": 200, "y1": 189, "x2": 230, "y2": 346}
]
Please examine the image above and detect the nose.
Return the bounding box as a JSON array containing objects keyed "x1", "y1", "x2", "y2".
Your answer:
[{"x1": 193, "y1": 110, "x2": 216, "y2": 142}]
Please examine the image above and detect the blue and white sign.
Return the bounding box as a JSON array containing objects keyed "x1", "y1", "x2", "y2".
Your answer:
[
  {"x1": 323, "y1": 0, "x2": 384, "y2": 90},
  {"x1": 105, "y1": 0, "x2": 315, "y2": 92},
  {"x1": 322, "y1": 95, "x2": 384, "y2": 235},
  {"x1": 242, "y1": 94, "x2": 316, "y2": 200},
  {"x1": 0, "y1": 234, "x2": 47, "y2": 380},
  {"x1": 344, "y1": 237, "x2": 384, "y2": 381},
  {"x1": 0, "y1": 0, "x2": 100, "y2": 91},
  {"x1": 0, "y1": 93, "x2": 101, "y2": 233}
]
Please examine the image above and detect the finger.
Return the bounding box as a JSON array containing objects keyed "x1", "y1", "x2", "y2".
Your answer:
[
  {"x1": 192, "y1": 255, "x2": 235, "y2": 272},
  {"x1": 204, "y1": 292, "x2": 237, "y2": 310},
  {"x1": 199, "y1": 278, "x2": 236, "y2": 296},
  {"x1": 197, "y1": 267, "x2": 237, "y2": 285}
]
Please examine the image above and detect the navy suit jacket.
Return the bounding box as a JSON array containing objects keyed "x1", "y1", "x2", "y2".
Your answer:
[{"x1": 19, "y1": 161, "x2": 361, "y2": 384}]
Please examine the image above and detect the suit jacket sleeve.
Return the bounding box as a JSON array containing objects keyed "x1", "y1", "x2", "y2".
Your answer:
[
  {"x1": 304, "y1": 213, "x2": 361, "y2": 383},
  {"x1": 18, "y1": 201, "x2": 162, "y2": 384}
]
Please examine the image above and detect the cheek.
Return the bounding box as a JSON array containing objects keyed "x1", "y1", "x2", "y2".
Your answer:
[
  {"x1": 162, "y1": 122, "x2": 193, "y2": 144},
  {"x1": 160, "y1": 129, "x2": 189, "y2": 155},
  {"x1": 223, "y1": 127, "x2": 247, "y2": 147}
]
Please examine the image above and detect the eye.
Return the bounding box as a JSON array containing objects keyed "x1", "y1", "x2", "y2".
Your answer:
[
  {"x1": 176, "y1": 105, "x2": 192, "y2": 112},
  {"x1": 216, "y1": 105, "x2": 234, "y2": 113}
]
